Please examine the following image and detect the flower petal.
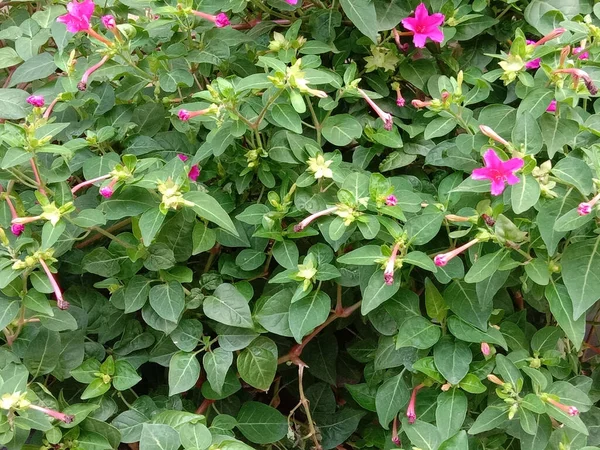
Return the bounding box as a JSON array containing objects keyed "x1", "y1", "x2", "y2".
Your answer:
[
  {"x1": 506, "y1": 173, "x2": 520, "y2": 185},
  {"x1": 471, "y1": 167, "x2": 492, "y2": 180},
  {"x1": 79, "y1": 0, "x2": 95, "y2": 18},
  {"x1": 401, "y1": 17, "x2": 417, "y2": 32},
  {"x1": 426, "y1": 27, "x2": 444, "y2": 43},
  {"x1": 414, "y1": 3, "x2": 428, "y2": 21},
  {"x1": 502, "y1": 157, "x2": 524, "y2": 172},
  {"x1": 490, "y1": 179, "x2": 506, "y2": 196},
  {"x1": 427, "y1": 12, "x2": 445, "y2": 26},
  {"x1": 413, "y1": 33, "x2": 427, "y2": 48},
  {"x1": 482, "y1": 149, "x2": 502, "y2": 169}
]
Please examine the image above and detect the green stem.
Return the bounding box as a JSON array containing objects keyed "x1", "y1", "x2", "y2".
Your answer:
[{"x1": 90, "y1": 226, "x2": 135, "y2": 249}]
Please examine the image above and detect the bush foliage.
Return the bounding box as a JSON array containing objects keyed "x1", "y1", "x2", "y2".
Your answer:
[{"x1": 1, "y1": 0, "x2": 600, "y2": 449}]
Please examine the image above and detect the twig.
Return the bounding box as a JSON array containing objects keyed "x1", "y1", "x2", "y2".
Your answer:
[{"x1": 75, "y1": 218, "x2": 132, "y2": 248}]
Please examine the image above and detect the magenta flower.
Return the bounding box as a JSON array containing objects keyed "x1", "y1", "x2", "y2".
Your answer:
[
  {"x1": 385, "y1": 195, "x2": 397, "y2": 206},
  {"x1": 401, "y1": 3, "x2": 444, "y2": 48},
  {"x1": 191, "y1": 10, "x2": 230, "y2": 28},
  {"x1": 525, "y1": 40, "x2": 541, "y2": 69},
  {"x1": 39, "y1": 258, "x2": 68, "y2": 310},
  {"x1": 178, "y1": 109, "x2": 191, "y2": 121},
  {"x1": 285, "y1": 0, "x2": 298, "y2": 4},
  {"x1": 395, "y1": 85, "x2": 405, "y2": 107},
  {"x1": 434, "y1": 238, "x2": 480, "y2": 267},
  {"x1": 574, "y1": 47, "x2": 589, "y2": 60},
  {"x1": 547, "y1": 100, "x2": 557, "y2": 112},
  {"x1": 101, "y1": 15, "x2": 116, "y2": 28},
  {"x1": 11, "y1": 224, "x2": 24, "y2": 236},
  {"x1": 57, "y1": 0, "x2": 95, "y2": 33},
  {"x1": 71, "y1": 174, "x2": 111, "y2": 194},
  {"x1": 99, "y1": 178, "x2": 117, "y2": 198},
  {"x1": 27, "y1": 95, "x2": 45, "y2": 107},
  {"x1": 78, "y1": 55, "x2": 110, "y2": 91},
  {"x1": 188, "y1": 165, "x2": 200, "y2": 181},
  {"x1": 177, "y1": 154, "x2": 189, "y2": 162},
  {"x1": 471, "y1": 149, "x2": 524, "y2": 196},
  {"x1": 578, "y1": 193, "x2": 600, "y2": 216},
  {"x1": 406, "y1": 384, "x2": 424, "y2": 424}
]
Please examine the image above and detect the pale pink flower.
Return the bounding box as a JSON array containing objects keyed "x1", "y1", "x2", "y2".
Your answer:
[
  {"x1": 392, "y1": 416, "x2": 401, "y2": 446},
  {"x1": 406, "y1": 384, "x2": 424, "y2": 424},
  {"x1": 481, "y1": 342, "x2": 490, "y2": 356},
  {"x1": 57, "y1": 0, "x2": 94, "y2": 33},
  {"x1": 471, "y1": 149, "x2": 524, "y2": 196},
  {"x1": 385, "y1": 195, "x2": 397, "y2": 206},
  {"x1": 578, "y1": 193, "x2": 600, "y2": 216},
  {"x1": 27, "y1": 95, "x2": 45, "y2": 107},
  {"x1": 188, "y1": 165, "x2": 200, "y2": 181},
  {"x1": 412, "y1": 99, "x2": 432, "y2": 108},
  {"x1": 401, "y1": 3, "x2": 444, "y2": 48},
  {"x1": 395, "y1": 85, "x2": 405, "y2": 107},
  {"x1": 546, "y1": 397, "x2": 579, "y2": 416},
  {"x1": 39, "y1": 258, "x2": 68, "y2": 310},
  {"x1": 177, "y1": 107, "x2": 215, "y2": 121},
  {"x1": 479, "y1": 125, "x2": 509, "y2": 146},
  {"x1": 28, "y1": 404, "x2": 74, "y2": 423},
  {"x1": 78, "y1": 55, "x2": 110, "y2": 91},
  {"x1": 384, "y1": 242, "x2": 401, "y2": 285},
  {"x1": 71, "y1": 174, "x2": 111, "y2": 194},
  {"x1": 434, "y1": 238, "x2": 480, "y2": 267},
  {"x1": 357, "y1": 88, "x2": 393, "y2": 131},
  {"x1": 285, "y1": 0, "x2": 298, "y2": 4},
  {"x1": 294, "y1": 207, "x2": 338, "y2": 232},
  {"x1": 554, "y1": 68, "x2": 598, "y2": 95}
]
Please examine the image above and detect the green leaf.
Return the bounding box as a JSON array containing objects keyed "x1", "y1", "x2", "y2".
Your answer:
[
  {"x1": 203, "y1": 348, "x2": 233, "y2": 395},
  {"x1": 322, "y1": 114, "x2": 363, "y2": 146},
  {"x1": 551, "y1": 156, "x2": 594, "y2": 195},
  {"x1": 9, "y1": 52, "x2": 55, "y2": 86},
  {"x1": 402, "y1": 419, "x2": 441, "y2": 450},
  {"x1": 445, "y1": 280, "x2": 491, "y2": 330},
  {"x1": 237, "y1": 337, "x2": 277, "y2": 391},
  {"x1": 468, "y1": 405, "x2": 509, "y2": 434},
  {"x1": 0, "y1": 48, "x2": 22, "y2": 69},
  {"x1": 361, "y1": 269, "x2": 400, "y2": 315},
  {"x1": 337, "y1": 245, "x2": 382, "y2": 265},
  {"x1": 439, "y1": 430, "x2": 469, "y2": 450},
  {"x1": 236, "y1": 402, "x2": 287, "y2": 444},
  {"x1": 183, "y1": 191, "x2": 237, "y2": 235},
  {"x1": 272, "y1": 240, "x2": 299, "y2": 270},
  {"x1": 531, "y1": 326, "x2": 563, "y2": 353},
  {"x1": 168, "y1": 351, "x2": 200, "y2": 396},
  {"x1": 447, "y1": 316, "x2": 508, "y2": 350},
  {"x1": 139, "y1": 208, "x2": 166, "y2": 246},
  {"x1": 511, "y1": 174, "x2": 540, "y2": 214},
  {"x1": 406, "y1": 207, "x2": 444, "y2": 245},
  {"x1": 540, "y1": 115, "x2": 579, "y2": 158},
  {"x1": 113, "y1": 360, "x2": 142, "y2": 391},
  {"x1": 39, "y1": 308, "x2": 78, "y2": 331},
  {"x1": 171, "y1": 319, "x2": 203, "y2": 352},
  {"x1": 424, "y1": 117, "x2": 456, "y2": 139},
  {"x1": 375, "y1": 372, "x2": 409, "y2": 429},
  {"x1": 192, "y1": 222, "x2": 216, "y2": 255},
  {"x1": 82, "y1": 247, "x2": 121, "y2": 277},
  {"x1": 289, "y1": 290, "x2": 330, "y2": 342},
  {"x1": 149, "y1": 282, "x2": 184, "y2": 323},
  {"x1": 140, "y1": 424, "x2": 180, "y2": 450},
  {"x1": 270, "y1": 103, "x2": 302, "y2": 133},
  {"x1": 524, "y1": 258, "x2": 550, "y2": 285},
  {"x1": 395, "y1": 316, "x2": 441, "y2": 350},
  {"x1": 23, "y1": 327, "x2": 60, "y2": 378},
  {"x1": 0, "y1": 297, "x2": 19, "y2": 330},
  {"x1": 545, "y1": 282, "x2": 585, "y2": 350},
  {"x1": 179, "y1": 422, "x2": 211, "y2": 450},
  {"x1": 124, "y1": 276, "x2": 152, "y2": 313},
  {"x1": 204, "y1": 283, "x2": 253, "y2": 328},
  {"x1": 0, "y1": 88, "x2": 30, "y2": 120},
  {"x1": 512, "y1": 110, "x2": 543, "y2": 154},
  {"x1": 554, "y1": 207, "x2": 594, "y2": 232},
  {"x1": 255, "y1": 288, "x2": 293, "y2": 337},
  {"x1": 562, "y1": 237, "x2": 600, "y2": 319},
  {"x1": 464, "y1": 250, "x2": 504, "y2": 283},
  {"x1": 433, "y1": 337, "x2": 472, "y2": 385},
  {"x1": 425, "y1": 278, "x2": 448, "y2": 322},
  {"x1": 339, "y1": 0, "x2": 378, "y2": 43}
]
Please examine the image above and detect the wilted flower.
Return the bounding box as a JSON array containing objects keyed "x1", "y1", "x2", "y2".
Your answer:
[
  {"x1": 27, "y1": 95, "x2": 45, "y2": 107},
  {"x1": 577, "y1": 193, "x2": 600, "y2": 216},
  {"x1": 434, "y1": 238, "x2": 480, "y2": 267},
  {"x1": 39, "y1": 258, "x2": 68, "y2": 310},
  {"x1": 294, "y1": 207, "x2": 339, "y2": 232},
  {"x1": 385, "y1": 195, "x2": 397, "y2": 206},
  {"x1": 191, "y1": 10, "x2": 230, "y2": 28},
  {"x1": 78, "y1": 55, "x2": 110, "y2": 91},
  {"x1": 357, "y1": 88, "x2": 393, "y2": 131},
  {"x1": 383, "y1": 242, "x2": 401, "y2": 285},
  {"x1": 101, "y1": 15, "x2": 116, "y2": 28}
]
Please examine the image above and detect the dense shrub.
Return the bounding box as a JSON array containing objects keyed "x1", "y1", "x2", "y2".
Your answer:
[{"x1": 1, "y1": 0, "x2": 600, "y2": 448}]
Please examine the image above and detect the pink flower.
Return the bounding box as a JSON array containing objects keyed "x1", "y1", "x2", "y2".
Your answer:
[
  {"x1": 384, "y1": 242, "x2": 401, "y2": 285},
  {"x1": 27, "y1": 95, "x2": 45, "y2": 107},
  {"x1": 188, "y1": 165, "x2": 200, "y2": 181},
  {"x1": 286, "y1": 0, "x2": 298, "y2": 4},
  {"x1": 525, "y1": 41, "x2": 541, "y2": 69},
  {"x1": 395, "y1": 85, "x2": 405, "y2": 107},
  {"x1": 578, "y1": 202, "x2": 592, "y2": 216},
  {"x1": 434, "y1": 238, "x2": 480, "y2": 267},
  {"x1": 554, "y1": 68, "x2": 598, "y2": 95},
  {"x1": 574, "y1": 47, "x2": 589, "y2": 60},
  {"x1": 471, "y1": 149, "x2": 524, "y2": 196},
  {"x1": 412, "y1": 99, "x2": 432, "y2": 108},
  {"x1": 71, "y1": 174, "x2": 111, "y2": 194},
  {"x1": 357, "y1": 88, "x2": 393, "y2": 131},
  {"x1": 479, "y1": 125, "x2": 509, "y2": 146},
  {"x1": 27, "y1": 404, "x2": 74, "y2": 423},
  {"x1": 101, "y1": 15, "x2": 116, "y2": 28},
  {"x1": 99, "y1": 178, "x2": 117, "y2": 198},
  {"x1": 178, "y1": 154, "x2": 189, "y2": 162},
  {"x1": 191, "y1": 10, "x2": 230, "y2": 28},
  {"x1": 392, "y1": 417, "x2": 401, "y2": 446},
  {"x1": 178, "y1": 109, "x2": 191, "y2": 121},
  {"x1": 406, "y1": 384, "x2": 424, "y2": 424},
  {"x1": 294, "y1": 206, "x2": 338, "y2": 232},
  {"x1": 57, "y1": 0, "x2": 95, "y2": 33},
  {"x1": 578, "y1": 193, "x2": 600, "y2": 215},
  {"x1": 385, "y1": 195, "x2": 397, "y2": 206},
  {"x1": 11, "y1": 224, "x2": 24, "y2": 236},
  {"x1": 481, "y1": 342, "x2": 490, "y2": 356},
  {"x1": 39, "y1": 258, "x2": 68, "y2": 310},
  {"x1": 401, "y1": 3, "x2": 444, "y2": 48},
  {"x1": 78, "y1": 55, "x2": 110, "y2": 91},
  {"x1": 547, "y1": 100, "x2": 557, "y2": 112},
  {"x1": 546, "y1": 397, "x2": 579, "y2": 416}
]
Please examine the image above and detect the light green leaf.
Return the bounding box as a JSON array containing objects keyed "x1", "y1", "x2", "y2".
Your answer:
[{"x1": 168, "y1": 351, "x2": 200, "y2": 396}]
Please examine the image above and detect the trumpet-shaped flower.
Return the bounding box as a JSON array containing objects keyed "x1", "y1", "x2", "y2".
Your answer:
[
  {"x1": 401, "y1": 3, "x2": 444, "y2": 48},
  {"x1": 471, "y1": 149, "x2": 524, "y2": 196}
]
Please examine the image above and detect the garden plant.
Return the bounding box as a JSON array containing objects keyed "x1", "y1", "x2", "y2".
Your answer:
[{"x1": 1, "y1": 0, "x2": 600, "y2": 448}]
